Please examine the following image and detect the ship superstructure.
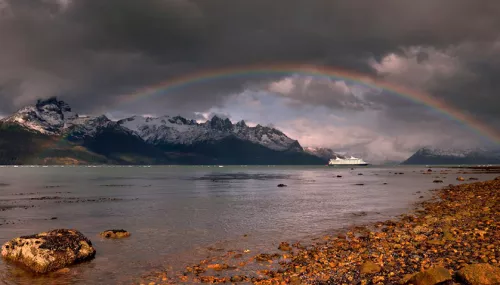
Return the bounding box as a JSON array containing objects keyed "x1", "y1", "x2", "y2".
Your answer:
[{"x1": 328, "y1": 155, "x2": 368, "y2": 166}]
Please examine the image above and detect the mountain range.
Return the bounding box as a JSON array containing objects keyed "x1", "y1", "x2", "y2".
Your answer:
[
  {"x1": 0, "y1": 98, "x2": 326, "y2": 165},
  {"x1": 2, "y1": 98, "x2": 498, "y2": 166},
  {"x1": 402, "y1": 147, "x2": 500, "y2": 165}
]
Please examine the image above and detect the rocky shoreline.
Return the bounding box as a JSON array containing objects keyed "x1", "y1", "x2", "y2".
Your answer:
[{"x1": 140, "y1": 176, "x2": 500, "y2": 284}]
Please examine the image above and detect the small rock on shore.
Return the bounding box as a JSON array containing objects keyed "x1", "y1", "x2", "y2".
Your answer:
[
  {"x1": 360, "y1": 261, "x2": 381, "y2": 274},
  {"x1": 456, "y1": 263, "x2": 500, "y2": 285},
  {"x1": 278, "y1": 242, "x2": 292, "y2": 251},
  {"x1": 407, "y1": 266, "x2": 452, "y2": 285},
  {"x1": 100, "y1": 229, "x2": 131, "y2": 239}
]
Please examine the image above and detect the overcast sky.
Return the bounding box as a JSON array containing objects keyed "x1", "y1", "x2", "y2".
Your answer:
[{"x1": 1, "y1": 0, "x2": 500, "y2": 162}]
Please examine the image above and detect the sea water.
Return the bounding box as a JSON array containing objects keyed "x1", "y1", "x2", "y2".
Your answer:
[{"x1": 0, "y1": 166, "x2": 496, "y2": 284}]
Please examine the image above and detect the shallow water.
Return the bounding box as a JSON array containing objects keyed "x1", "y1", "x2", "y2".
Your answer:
[{"x1": 0, "y1": 166, "x2": 496, "y2": 284}]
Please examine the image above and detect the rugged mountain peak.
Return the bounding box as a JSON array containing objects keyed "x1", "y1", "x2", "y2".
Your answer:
[
  {"x1": 36, "y1": 97, "x2": 76, "y2": 120},
  {"x1": 169, "y1": 115, "x2": 196, "y2": 125},
  {"x1": 2, "y1": 98, "x2": 116, "y2": 137},
  {"x1": 209, "y1": 116, "x2": 233, "y2": 131},
  {"x1": 304, "y1": 147, "x2": 345, "y2": 160},
  {"x1": 235, "y1": 120, "x2": 247, "y2": 128},
  {"x1": 36, "y1": 97, "x2": 70, "y2": 110},
  {"x1": 3, "y1": 97, "x2": 76, "y2": 135},
  {"x1": 92, "y1": 115, "x2": 111, "y2": 123}
]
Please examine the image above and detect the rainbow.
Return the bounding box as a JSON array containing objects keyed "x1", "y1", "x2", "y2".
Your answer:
[{"x1": 117, "y1": 63, "x2": 500, "y2": 144}]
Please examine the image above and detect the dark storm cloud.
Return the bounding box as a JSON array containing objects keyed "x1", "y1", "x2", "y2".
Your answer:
[{"x1": 1, "y1": 0, "x2": 500, "y2": 121}]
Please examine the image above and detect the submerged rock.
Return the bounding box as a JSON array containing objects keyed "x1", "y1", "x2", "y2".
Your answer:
[
  {"x1": 277, "y1": 184, "x2": 287, "y2": 187},
  {"x1": 407, "y1": 267, "x2": 451, "y2": 285},
  {"x1": 1, "y1": 229, "x2": 96, "y2": 273},
  {"x1": 456, "y1": 264, "x2": 500, "y2": 285},
  {"x1": 100, "y1": 229, "x2": 131, "y2": 239},
  {"x1": 433, "y1": 180, "x2": 443, "y2": 183},
  {"x1": 254, "y1": 253, "x2": 280, "y2": 262},
  {"x1": 230, "y1": 275, "x2": 246, "y2": 282}
]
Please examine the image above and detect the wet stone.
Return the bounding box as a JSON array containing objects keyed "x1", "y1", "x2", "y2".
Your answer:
[
  {"x1": 100, "y1": 229, "x2": 131, "y2": 239},
  {"x1": 360, "y1": 260, "x2": 382, "y2": 274},
  {"x1": 278, "y1": 242, "x2": 292, "y2": 251},
  {"x1": 407, "y1": 267, "x2": 452, "y2": 285},
  {"x1": 456, "y1": 264, "x2": 500, "y2": 285},
  {"x1": 1, "y1": 229, "x2": 96, "y2": 273}
]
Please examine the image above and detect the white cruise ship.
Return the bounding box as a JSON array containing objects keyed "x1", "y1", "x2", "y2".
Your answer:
[{"x1": 328, "y1": 155, "x2": 369, "y2": 166}]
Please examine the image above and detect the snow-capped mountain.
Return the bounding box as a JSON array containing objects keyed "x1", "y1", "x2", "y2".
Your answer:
[
  {"x1": 304, "y1": 147, "x2": 358, "y2": 161},
  {"x1": 403, "y1": 146, "x2": 500, "y2": 165},
  {"x1": 64, "y1": 115, "x2": 118, "y2": 139},
  {"x1": 2, "y1": 97, "x2": 302, "y2": 152},
  {"x1": 304, "y1": 147, "x2": 338, "y2": 160},
  {"x1": 2, "y1": 97, "x2": 115, "y2": 138},
  {"x1": 3, "y1": 98, "x2": 76, "y2": 135},
  {"x1": 117, "y1": 115, "x2": 302, "y2": 151}
]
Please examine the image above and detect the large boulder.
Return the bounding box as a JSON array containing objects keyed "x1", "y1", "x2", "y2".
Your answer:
[
  {"x1": 456, "y1": 264, "x2": 500, "y2": 285},
  {"x1": 1, "y1": 229, "x2": 96, "y2": 273},
  {"x1": 406, "y1": 267, "x2": 452, "y2": 285}
]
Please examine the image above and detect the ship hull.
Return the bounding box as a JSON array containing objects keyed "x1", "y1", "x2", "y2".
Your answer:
[{"x1": 328, "y1": 163, "x2": 369, "y2": 167}]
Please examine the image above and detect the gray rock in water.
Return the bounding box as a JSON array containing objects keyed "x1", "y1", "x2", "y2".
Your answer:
[{"x1": 1, "y1": 229, "x2": 96, "y2": 273}]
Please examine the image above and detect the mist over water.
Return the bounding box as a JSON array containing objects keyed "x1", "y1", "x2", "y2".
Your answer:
[{"x1": 0, "y1": 166, "x2": 496, "y2": 284}]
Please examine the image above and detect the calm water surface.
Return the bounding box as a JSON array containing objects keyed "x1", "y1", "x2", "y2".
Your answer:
[{"x1": 0, "y1": 166, "x2": 495, "y2": 284}]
